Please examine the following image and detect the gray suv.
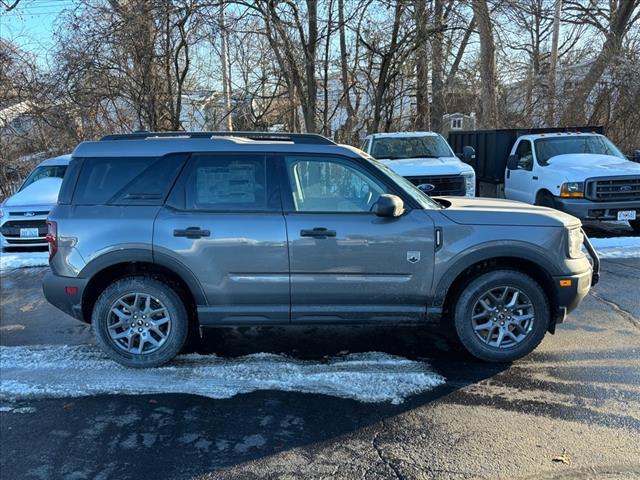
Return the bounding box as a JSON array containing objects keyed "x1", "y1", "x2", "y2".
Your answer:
[{"x1": 43, "y1": 132, "x2": 599, "y2": 367}]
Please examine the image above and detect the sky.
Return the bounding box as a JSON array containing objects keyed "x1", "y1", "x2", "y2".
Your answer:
[{"x1": 0, "y1": 0, "x2": 80, "y2": 66}]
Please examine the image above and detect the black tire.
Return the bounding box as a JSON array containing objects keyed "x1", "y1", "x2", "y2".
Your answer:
[
  {"x1": 536, "y1": 191, "x2": 556, "y2": 209},
  {"x1": 453, "y1": 270, "x2": 550, "y2": 363},
  {"x1": 92, "y1": 276, "x2": 189, "y2": 368},
  {"x1": 629, "y1": 219, "x2": 640, "y2": 235}
]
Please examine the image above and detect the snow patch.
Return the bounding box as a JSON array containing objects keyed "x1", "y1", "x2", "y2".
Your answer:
[
  {"x1": 589, "y1": 237, "x2": 640, "y2": 258},
  {"x1": 0, "y1": 345, "x2": 445, "y2": 404},
  {"x1": 0, "y1": 252, "x2": 49, "y2": 271}
]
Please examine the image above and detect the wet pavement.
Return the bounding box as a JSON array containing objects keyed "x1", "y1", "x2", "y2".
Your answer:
[{"x1": 1, "y1": 259, "x2": 639, "y2": 479}]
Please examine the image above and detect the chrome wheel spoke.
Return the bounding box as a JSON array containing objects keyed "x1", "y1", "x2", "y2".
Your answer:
[
  {"x1": 474, "y1": 320, "x2": 493, "y2": 331},
  {"x1": 107, "y1": 292, "x2": 171, "y2": 355},
  {"x1": 472, "y1": 286, "x2": 535, "y2": 350}
]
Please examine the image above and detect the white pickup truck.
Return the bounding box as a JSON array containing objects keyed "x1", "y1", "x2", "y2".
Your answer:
[
  {"x1": 449, "y1": 129, "x2": 640, "y2": 233},
  {"x1": 361, "y1": 132, "x2": 476, "y2": 197}
]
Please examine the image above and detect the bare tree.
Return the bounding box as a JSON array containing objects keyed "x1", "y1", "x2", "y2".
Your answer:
[
  {"x1": 560, "y1": 0, "x2": 640, "y2": 124},
  {"x1": 472, "y1": 0, "x2": 499, "y2": 128}
]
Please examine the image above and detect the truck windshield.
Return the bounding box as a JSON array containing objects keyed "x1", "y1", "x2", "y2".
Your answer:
[
  {"x1": 534, "y1": 136, "x2": 625, "y2": 165},
  {"x1": 370, "y1": 136, "x2": 453, "y2": 160},
  {"x1": 19, "y1": 165, "x2": 68, "y2": 191}
]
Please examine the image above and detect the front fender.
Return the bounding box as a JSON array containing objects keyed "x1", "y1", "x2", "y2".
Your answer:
[{"x1": 432, "y1": 240, "x2": 558, "y2": 307}]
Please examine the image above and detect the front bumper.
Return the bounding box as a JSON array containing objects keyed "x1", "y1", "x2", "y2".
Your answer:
[
  {"x1": 554, "y1": 197, "x2": 640, "y2": 221},
  {"x1": 42, "y1": 271, "x2": 88, "y2": 321},
  {"x1": 550, "y1": 232, "x2": 600, "y2": 331},
  {"x1": 0, "y1": 207, "x2": 51, "y2": 248}
]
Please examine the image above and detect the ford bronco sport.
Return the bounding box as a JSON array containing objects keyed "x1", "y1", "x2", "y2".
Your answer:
[{"x1": 43, "y1": 132, "x2": 600, "y2": 367}]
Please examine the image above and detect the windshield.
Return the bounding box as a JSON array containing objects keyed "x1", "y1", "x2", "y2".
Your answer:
[
  {"x1": 370, "y1": 135, "x2": 453, "y2": 160},
  {"x1": 19, "y1": 165, "x2": 67, "y2": 191},
  {"x1": 534, "y1": 136, "x2": 625, "y2": 165},
  {"x1": 367, "y1": 157, "x2": 442, "y2": 210}
]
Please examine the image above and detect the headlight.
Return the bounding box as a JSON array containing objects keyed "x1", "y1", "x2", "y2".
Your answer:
[
  {"x1": 464, "y1": 172, "x2": 476, "y2": 197},
  {"x1": 560, "y1": 182, "x2": 584, "y2": 198},
  {"x1": 567, "y1": 228, "x2": 584, "y2": 258}
]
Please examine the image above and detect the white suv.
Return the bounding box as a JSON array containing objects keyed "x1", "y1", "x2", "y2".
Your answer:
[
  {"x1": 362, "y1": 132, "x2": 476, "y2": 197},
  {"x1": 0, "y1": 154, "x2": 70, "y2": 249}
]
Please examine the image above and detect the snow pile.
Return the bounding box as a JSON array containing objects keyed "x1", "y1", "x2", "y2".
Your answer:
[
  {"x1": 0, "y1": 345, "x2": 445, "y2": 404},
  {"x1": 589, "y1": 237, "x2": 640, "y2": 259},
  {"x1": 0, "y1": 252, "x2": 49, "y2": 272}
]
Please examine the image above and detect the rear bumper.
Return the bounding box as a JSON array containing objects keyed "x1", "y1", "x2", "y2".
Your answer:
[
  {"x1": 42, "y1": 271, "x2": 88, "y2": 321},
  {"x1": 554, "y1": 197, "x2": 640, "y2": 220}
]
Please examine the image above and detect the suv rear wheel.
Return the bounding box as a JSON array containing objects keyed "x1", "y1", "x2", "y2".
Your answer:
[
  {"x1": 454, "y1": 270, "x2": 549, "y2": 362},
  {"x1": 92, "y1": 276, "x2": 188, "y2": 368}
]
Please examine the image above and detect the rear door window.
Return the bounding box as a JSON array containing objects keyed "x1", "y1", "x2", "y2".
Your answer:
[
  {"x1": 73, "y1": 155, "x2": 185, "y2": 205},
  {"x1": 184, "y1": 154, "x2": 278, "y2": 212}
]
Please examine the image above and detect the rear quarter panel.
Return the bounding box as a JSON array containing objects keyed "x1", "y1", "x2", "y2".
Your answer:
[{"x1": 48, "y1": 205, "x2": 160, "y2": 277}]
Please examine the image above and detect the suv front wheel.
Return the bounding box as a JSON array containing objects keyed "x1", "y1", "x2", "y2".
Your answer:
[
  {"x1": 454, "y1": 270, "x2": 549, "y2": 362},
  {"x1": 92, "y1": 276, "x2": 188, "y2": 368}
]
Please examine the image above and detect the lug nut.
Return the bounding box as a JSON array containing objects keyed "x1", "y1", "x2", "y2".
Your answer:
[{"x1": 138, "y1": 327, "x2": 143, "y2": 332}]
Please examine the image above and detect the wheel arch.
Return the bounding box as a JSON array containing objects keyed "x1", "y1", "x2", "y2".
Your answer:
[
  {"x1": 79, "y1": 251, "x2": 205, "y2": 324},
  {"x1": 434, "y1": 247, "x2": 559, "y2": 331}
]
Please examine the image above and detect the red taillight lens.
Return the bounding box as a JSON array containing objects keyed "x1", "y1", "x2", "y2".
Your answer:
[{"x1": 46, "y1": 220, "x2": 58, "y2": 261}]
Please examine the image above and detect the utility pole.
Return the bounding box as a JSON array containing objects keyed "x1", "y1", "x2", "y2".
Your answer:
[
  {"x1": 546, "y1": 0, "x2": 562, "y2": 126},
  {"x1": 219, "y1": 2, "x2": 233, "y2": 131}
]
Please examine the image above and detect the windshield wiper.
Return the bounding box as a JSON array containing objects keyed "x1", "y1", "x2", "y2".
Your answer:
[{"x1": 402, "y1": 154, "x2": 440, "y2": 159}]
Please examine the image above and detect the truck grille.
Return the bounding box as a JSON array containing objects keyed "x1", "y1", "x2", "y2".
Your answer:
[
  {"x1": 0, "y1": 219, "x2": 48, "y2": 238},
  {"x1": 405, "y1": 174, "x2": 466, "y2": 196},
  {"x1": 585, "y1": 176, "x2": 640, "y2": 201}
]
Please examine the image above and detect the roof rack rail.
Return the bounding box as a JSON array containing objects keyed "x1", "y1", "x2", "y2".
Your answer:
[{"x1": 99, "y1": 131, "x2": 336, "y2": 145}]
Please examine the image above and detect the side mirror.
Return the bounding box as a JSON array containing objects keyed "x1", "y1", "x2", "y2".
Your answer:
[
  {"x1": 374, "y1": 194, "x2": 404, "y2": 217},
  {"x1": 462, "y1": 146, "x2": 475, "y2": 163},
  {"x1": 507, "y1": 154, "x2": 519, "y2": 170}
]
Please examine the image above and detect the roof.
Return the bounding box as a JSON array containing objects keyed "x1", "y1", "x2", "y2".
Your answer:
[
  {"x1": 39, "y1": 154, "x2": 72, "y2": 166},
  {"x1": 73, "y1": 132, "x2": 360, "y2": 159},
  {"x1": 0, "y1": 101, "x2": 33, "y2": 129},
  {"x1": 517, "y1": 132, "x2": 604, "y2": 141},
  {"x1": 366, "y1": 131, "x2": 441, "y2": 139}
]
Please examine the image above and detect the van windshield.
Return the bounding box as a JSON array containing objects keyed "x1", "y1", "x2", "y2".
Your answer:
[
  {"x1": 370, "y1": 136, "x2": 453, "y2": 160},
  {"x1": 534, "y1": 136, "x2": 625, "y2": 165},
  {"x1": 19, "y1": 165, "x2": 68, "y2": 191}
]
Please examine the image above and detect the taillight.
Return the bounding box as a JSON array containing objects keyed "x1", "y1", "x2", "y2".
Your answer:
[{"x1": 46, "y1": 220, "x2": 58, "y2": 261}]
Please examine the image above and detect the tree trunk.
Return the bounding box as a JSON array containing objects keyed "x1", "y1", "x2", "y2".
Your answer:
[
  {"x1": 546, "y1": 0, "x2": 562, "y2": 126},
  {"x1": 430, "y1": 0, "x2": 445, "y2": 132},
  {"x1": 414, "y1": 0, "x2": 430, "y2": 131},
  {"x1": 303, "y1": 0, "x2": 318, "y2": 133},
  {"x1": 471, "y1": 0, "x2": 499, "y2": 128},
  {"x1": 219, "y1": 2, "x2": 233, "y2": 131},
  {"x1": 337, "y1": 0, "x2": 357, "y2": 143}
]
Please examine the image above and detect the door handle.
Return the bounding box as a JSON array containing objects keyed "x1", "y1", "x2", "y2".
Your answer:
[
  {"x1": 173, "y1": 227, "x2": 210, "y2": 239},
  {"x1": 532, "y1": 176, "x2": 539, "y2": 180},
  {"x1": 300, "y1": 227, "x2": 336, "y2": 239}
]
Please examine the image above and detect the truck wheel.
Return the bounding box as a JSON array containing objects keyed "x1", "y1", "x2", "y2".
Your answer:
[
  {"x1": 92, "y1": 276, "x2": 188, "y2": 368},
  {"x1": 629, "y1": 219, "x2": 640, "y2": 235},
  {"x1": 536, "y1": 191, "x2": 556, "y2": 209},
  {"x1": 454, "y1": 270, "x2": 549, "y2": 362}
]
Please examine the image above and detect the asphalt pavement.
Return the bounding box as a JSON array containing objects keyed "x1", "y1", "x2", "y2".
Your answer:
[{"x1": 1, "y1": 258, "x2": 639, "y2": 480}]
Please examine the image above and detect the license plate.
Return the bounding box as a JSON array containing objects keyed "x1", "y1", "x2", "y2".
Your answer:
[
  {"x1": 19, "y1": 228, "x2": 40, "y2": 238},
  {"x1": 617, "y1": 210, "x2": 637, "y2": 221}
]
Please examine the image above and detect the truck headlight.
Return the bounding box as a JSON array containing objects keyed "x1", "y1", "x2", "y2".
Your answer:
[
  {"x1": 560, "y1": 182, "x2": 584, "y2": 198},
  {"x1": 567, "y1": 228, "x2": 584, "y2": 258},
  {"x1": 464, "y1": 172, "x2": 476, "y2": 197}
]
